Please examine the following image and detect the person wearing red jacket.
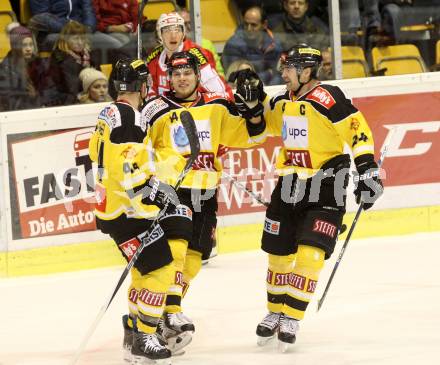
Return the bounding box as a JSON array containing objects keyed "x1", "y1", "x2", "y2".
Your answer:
[
  {"x1": 146, "y1": 12, "x2": 233, "y2": 100},
  {"x1": 92, "y1": 0, "x2": 138, "y2": 48}
]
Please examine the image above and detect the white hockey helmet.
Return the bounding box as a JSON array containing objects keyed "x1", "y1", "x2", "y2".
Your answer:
[{"x1": 156, "y1": 12, "x2": 185, "y2": 42}]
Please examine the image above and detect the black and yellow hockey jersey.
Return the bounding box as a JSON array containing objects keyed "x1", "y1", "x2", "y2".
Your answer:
[
  {"x1": 141, "y1": 92, "x2": 267, "y2": 189},
  {"x1": 89, "y1": 101, "x2": 184, "y2": 220},
  {"x1": 265, "y1": 84, "x2": 375, "y2": 177}
]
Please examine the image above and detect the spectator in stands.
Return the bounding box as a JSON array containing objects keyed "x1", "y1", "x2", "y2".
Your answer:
[
  {"x1": 222, "y1": 6, "x2": 283, "y2": 86},
  {"x1": 224, "y1": 59, "x2": 255, "y2": 87},
  {"x1": 78, "y1": 67, "x2": 112, "y2": 103},
  {"x1": 28, "y1": 0, "x2": 96, "y2": 50},
  {"x1": 48, "y1": 20, "x2": 99, "y2": 105},
  {"x1": 318, "y1": 48, "x2": 333, "y2": 80},
  {"x1": 92, "y1": 0, "x2": 138, "y2": 48},
  {"x1": 273, "y1": 0, "x2": 329, "y2": 51},
  {"x1": 177, "y1": 8, "x2": 225, "y2": 76},
  {"x1": 0, "y1": 26, "x2": 49, "y2": 111}
]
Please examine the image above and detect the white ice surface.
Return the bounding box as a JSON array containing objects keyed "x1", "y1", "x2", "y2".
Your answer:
[{"x1": 1, "y1": 231, "x2": 440, "y2": 365}]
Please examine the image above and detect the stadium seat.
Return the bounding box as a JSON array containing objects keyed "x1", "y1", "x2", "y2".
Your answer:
[
  {"x1": 199, "y1": 0, "x2": 239, "y2": 44},
  {"x1": 341, "y1": 46, "x2": 369, "y2": 79},
  {"x1": 371, "y1": 44, "x2": 426, "y2": 76},
  {"x1": 100, "y1": 64, "x2": 113, "y2": 79},
  {"x1": 436, "y1": 40, "x2": 440, "y2": 65},
  {"x1": 0, "y1": 10, "x2": 16, "y2": 60},
  {"x1": 20, "y1": 0, "x2": 31, "y2": 24},
  {"x1": 143, "y1": 0, "x2": 177, "y2": 20}
]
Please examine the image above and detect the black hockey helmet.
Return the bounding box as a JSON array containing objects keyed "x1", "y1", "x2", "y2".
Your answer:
[
  {"x1": 166, "y1": 51, "x2": 200, "y2": 76},
  {"x1": 279, "y1": 43, "x2": 322, "y2": 76},
  {"x1": 113, "y1": 58, "x2": 149, "y2": 92}
]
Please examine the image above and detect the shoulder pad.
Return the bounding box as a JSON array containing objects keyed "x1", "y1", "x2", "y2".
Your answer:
[
  {"x1": 98, "y1": 104, "x2": 121, "y2": 130},
  {"x1": 270, "y1": 89, "x2": 289, "y2": 110},
  {"x1": 305, "y1": 85, "x2": 336, "y2": 109},
  {"x1": 188, "y1": 47, "x2": 208, "y2": 65},
  {"x1": 141, "y1": 97, "x2": 170, "y2": 126},
  {"x1": 146, "y1": 45, "x2": 164, "y2": 64}
]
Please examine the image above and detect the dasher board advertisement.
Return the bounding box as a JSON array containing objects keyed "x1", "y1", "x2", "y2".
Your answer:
[{"x1": 9, "y1": 127, "x2": 96, "y2": 240}]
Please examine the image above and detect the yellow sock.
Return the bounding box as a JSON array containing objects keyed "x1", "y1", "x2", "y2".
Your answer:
[{"x1": 282, "y1": 245, "x2": 325, "y2": 320}]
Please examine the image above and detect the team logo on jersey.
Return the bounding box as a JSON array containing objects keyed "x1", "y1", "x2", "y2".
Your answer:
[
  {"x1": 264, "y1": 217, "x2": 280, "y2": 235},
  {"x1": 98, "y1": 105, "x2": 120, "y2": 129},
  {"x1": 312, "y1": 219, "x2": 337, "y2": 238},
  {"x1": 173, "y1": 125, "x2": 190, "y2": 147},
  {"x1": 306, "y1": 86, "x2": 336, "y2": 109}
]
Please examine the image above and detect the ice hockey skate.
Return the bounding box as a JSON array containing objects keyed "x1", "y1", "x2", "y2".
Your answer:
[
  {"x1": 277, "y1": 314, "x2": 299, "y2": 353},
  {"x1": 131, "y1": 330, "x2": 172, "y2": 365},
  {"x1": 122, "y1": 315, "x2": 133, "y2": 363},
  {"x1": 157, "y1": 312, "x2": 195, "y2": 355},
  {"x1": 256, "y1": 312, "x2": 281, "y2": 346}
]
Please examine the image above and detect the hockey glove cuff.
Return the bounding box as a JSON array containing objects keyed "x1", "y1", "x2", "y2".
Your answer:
[
  {"x1": 353, "y1": 155, "x2": 384, "y2": 210},
  {"x1": 234, "y1": 93, "x2": 264, "y2": 120}
]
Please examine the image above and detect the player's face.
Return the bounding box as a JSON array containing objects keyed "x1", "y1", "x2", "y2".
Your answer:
[
  {"x1": 281, "y1": 65, "x2": 300, "y2": 91},
  {"x1": 89, "y1": 79, "x2": 108, "y2": 102},
  {"x1": 170, "y1": 67, "x2": 198, "y2": 99},
  {"x1": 161, "y1": 25, "x2": 184, "y2": 52}
]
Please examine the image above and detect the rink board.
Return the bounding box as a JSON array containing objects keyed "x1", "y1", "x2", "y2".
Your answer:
[{"x1": 1, "y1": 72, "x2": 440, "y2": 276}]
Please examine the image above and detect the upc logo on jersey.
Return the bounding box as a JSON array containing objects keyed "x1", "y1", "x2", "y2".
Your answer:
[
  {"x1": 312, "y1": 219, "x2": 337, "y2": 238},
  {"x1": 264, "y1": 217, "x2": 280, "y2": 235},
  {"x1": 306, "y1": 86, "x2": 336, "y2": 109},
  {"x1": 282, "y1": 116, "x2": 308, "y2": 148},
  {"x1": 285, "y1": 150, "x2": 312, "y2": 168},
  {"x1": 119, "y1": 237, "x2": 141, "y2": 260}
]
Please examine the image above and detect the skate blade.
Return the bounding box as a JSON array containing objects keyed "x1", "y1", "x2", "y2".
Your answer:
[
  {"x1": 168, "y1": 331, "x2": 193, "y2": 354},
  {"x1": 257, "y1": 335, "x2": 275, "y2": 347},
  {"x1": 278, "y1": 340, "x2": 294, "y2": 353},
  {"x1": 131, "y1": 355, "x2": 172, "y2": 365}
]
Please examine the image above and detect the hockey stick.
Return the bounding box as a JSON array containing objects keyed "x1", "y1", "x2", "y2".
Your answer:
[
  {"x1": 137, "y1": 0, "x2": 148, "y2": 59},
  {"x1": 317, "y1": 128, "x2": 396, "y2": 312},
  {"x1": 69, "y1": 111, "x2": 199, "y2": 365},
  {"x1": 221, "y1": 169, "x2": 269, "y2": 207}
]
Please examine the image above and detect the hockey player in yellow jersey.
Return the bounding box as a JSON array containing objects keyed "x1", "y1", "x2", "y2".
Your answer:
[
  {"x1": 140, "y1": 51, "x2": 266, "y2": 353},
  {"x1": 234, "y1": 44, "x2": 384, "y2": 350},
  {"x1": 89, "y1": 58, "x2": 188, "y2": 364}
]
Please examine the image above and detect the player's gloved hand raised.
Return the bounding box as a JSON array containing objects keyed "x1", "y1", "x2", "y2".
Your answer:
[
  {"x1": 234, "y1": 93, "x2": 264, "y2": 120},
  {"x1": 353, "y1": 159, "x2": 384, "y2": 210},
  {"x1": 141, "y1": 176, "x2": 179, "y2": 210},
  {"x1": 229, "y1": 69, "x2": 265, "y2": 102}
]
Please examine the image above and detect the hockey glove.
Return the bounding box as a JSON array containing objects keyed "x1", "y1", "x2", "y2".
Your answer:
[
  {"x1": 353, "y1": 156, "x2": 384, "y2": 210},
  {"x1": 230, "y1": 69, "x2": 266, "y2": 102},
  {"x1": 140, "y1": 176, "x2": 180, "y2": 210},
  {"x1": 234, "y1": 93, "x2": 264, "y2": 120}
]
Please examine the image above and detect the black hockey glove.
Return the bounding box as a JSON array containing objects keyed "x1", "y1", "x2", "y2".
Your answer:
[
  {"x1": 234, "y1": 93, "x2": 264, "y2": 119},
  {"x1": 353, "y1": 156, "x2": 384, "y2": 210},
  {"x1": 230, "y1": 69, "x2": 266, "y2": 102},
  {"x1": 140, "y1": 176, "x2": 180, "y2": 210}
]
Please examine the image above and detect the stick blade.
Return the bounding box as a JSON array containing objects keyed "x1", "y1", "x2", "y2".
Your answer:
[{"x1": 180, "y1": 110, "x2": 200, "y2": 161}]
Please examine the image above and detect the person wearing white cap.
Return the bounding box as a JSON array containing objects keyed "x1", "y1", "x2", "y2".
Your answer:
[{"x1": 78, "y1": 67, "x2": 113, "y2": 103}]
